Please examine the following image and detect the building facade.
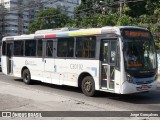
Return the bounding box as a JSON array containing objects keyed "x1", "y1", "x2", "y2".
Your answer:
[{"x1": 0, "y1": 0, "x2": 81, "y2": 37}]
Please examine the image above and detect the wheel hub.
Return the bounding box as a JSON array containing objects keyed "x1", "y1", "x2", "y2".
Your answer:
[
  {"x1": 25, "y1": 73, "x2": 29, "y2": 80},
  {"x1": 84, "y1": 81, "x2": 92, "y2": 92}
]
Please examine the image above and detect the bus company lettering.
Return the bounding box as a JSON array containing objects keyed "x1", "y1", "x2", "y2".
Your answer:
[
  {"x1": 70, "y1": 64, "x2": 83, "y2": 70},
  {"x1": 25, "y1": 60, "x2": 36, "y2": 66}
]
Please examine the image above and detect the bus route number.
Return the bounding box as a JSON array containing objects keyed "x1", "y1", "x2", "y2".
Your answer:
[{"x1": 70, "y1": 64, "x2": 83, "y2": 70}]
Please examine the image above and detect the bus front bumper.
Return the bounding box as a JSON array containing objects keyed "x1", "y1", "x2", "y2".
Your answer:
[{"x1": 120, "y1": 81, "x2": 157, "y2": 94}]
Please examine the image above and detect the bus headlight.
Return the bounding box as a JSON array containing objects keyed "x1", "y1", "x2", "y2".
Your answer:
[
  {"x1": 155, "y1": 73, "x2": 158, "y2": 81},
  {"x1": 126, "y1": 74, "x2": 133, "y2": 83}
]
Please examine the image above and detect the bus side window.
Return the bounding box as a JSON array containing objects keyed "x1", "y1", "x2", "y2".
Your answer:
[
  {"x1": 14, "y1": 41, "x2": 24, "y2": 56},
  {"x1": 115, "y1": 41, "x2": 120, "y2": 69},
  {"x1": 37, "y1": 39, "x2": 42, "y2": 57},
  {"x1": 57, "y1": 38, "x2": 74, "y2": 57},
  {"x1": 46, "y1": 40, "x2": 53, "y2": 57},
  {"x1": 75, "y1": 36, "x2": 96, "y2": 58},
  {"x1": 100, "y1": 41, "x2": 109, "y2": 63},
  {"x1": 25, "y1": 40, "x2": 36, "y2": 56},
  {"x1": 110, "y1": 41, "x2": 117, "y2": 64},
  {"x1": 2, "y1": 41, "x2": 6, "y2": 55}
]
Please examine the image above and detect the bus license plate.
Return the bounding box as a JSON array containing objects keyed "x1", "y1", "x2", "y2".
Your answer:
[{"x1": 141, "y1": 84, "x2": 150, "y2": 90}]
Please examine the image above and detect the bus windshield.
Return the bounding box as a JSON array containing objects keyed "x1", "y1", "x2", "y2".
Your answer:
[{"x1": 122, "y1": 29, "x2": 157, "y2": 71}]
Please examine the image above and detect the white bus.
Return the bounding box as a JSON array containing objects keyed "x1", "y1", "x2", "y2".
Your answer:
[{"x1": 1, "y1": 26, "x2": 158, "y2": 96}]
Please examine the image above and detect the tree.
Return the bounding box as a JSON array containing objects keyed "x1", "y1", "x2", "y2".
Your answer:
[
  {"x1": 29, "y1": 8, "x2": 70, "y2": 33},
  {"x1": 82, "y1": 14, "x2": 117, "y2": 28},
  {"x1": 73, "y1": 0, "x2": 119, "y2": 28},
  {"x1": 117, "y1": 14, "x2": 135, "y2": 26},
  {"x1": 145, "y1": 0, "x2": 160, "y2": 15},
  {"x1": 124, "y1": 0, "x2": 160, "y2": 17},
  {"x1": 124, "y1": 1, "x2": 146, "y2": 17},
  {"x1": 74, "y1": 0, "x2": 98, "y2": 27},
  {"x1": 74, "y1": 0, "x2": 118, "y2": 19},
  {"x1": 74, "y1": 0, "x2": 160, "y2": 49}
]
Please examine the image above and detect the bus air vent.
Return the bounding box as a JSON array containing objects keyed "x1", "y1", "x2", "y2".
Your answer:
[{"x1": 35, "y1": 28, "x2": 79, "y2": 34}]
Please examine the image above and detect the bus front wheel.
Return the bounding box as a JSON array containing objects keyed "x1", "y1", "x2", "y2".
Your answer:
[
  {"x1": 22, "y1": 69, "x2": 31, "y2": 85},
  {"x1": 81, "y1": 76, "x2": 95, "y2": 97}
]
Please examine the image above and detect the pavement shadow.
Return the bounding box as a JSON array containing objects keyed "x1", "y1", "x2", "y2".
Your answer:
[
  {"x1": 13, "y1": 78, "x2": 160, "y2": 104},
  {"x1": 41, "y1": 82, "x2": 82, "y2": 93},
  {"x1": 95, "y1": 90, "x2": 160, "y2": 104},
  {"x1": 14, "y1": 78, "x2": 82, "y2": 93},
  {"x1": 14, "y1": 78, "x2": 23, "y2": 82}
]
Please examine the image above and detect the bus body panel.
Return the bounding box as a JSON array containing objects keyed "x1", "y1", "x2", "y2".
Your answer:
[
  {"x1": 11, "y1": 56, "x2": 101, "y2": 90},
  {"x1": 54, "y1": 59, "x2": 100, "y2": 90},
  {"x1": 1, "y1": 56, "x2": 7, "y2": 75},
  {"x1": 43, "y1": 58, "x2": 53, "y2": 84},
  {"x1": 13, "y1": 57, "x2": 44, "y2": 81},
  {"x1": 114, "y1": 69, "x2": 121, "y2": 93}
]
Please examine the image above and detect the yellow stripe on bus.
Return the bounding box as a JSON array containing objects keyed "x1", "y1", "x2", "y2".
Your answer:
[{"x1": 69, "y1": 29, "x2": 101, "y2": 36}]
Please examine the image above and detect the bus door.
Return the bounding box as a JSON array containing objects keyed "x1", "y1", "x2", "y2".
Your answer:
[
  {"x1": 6, "y1": 42, "x2": 13, "y2": 74},
  {"x1": 43, "y1": 39, "x2": 58, "y2": 84},
  {"x1": 101, "y1": 39, "x2": 118, "y2": 90}
]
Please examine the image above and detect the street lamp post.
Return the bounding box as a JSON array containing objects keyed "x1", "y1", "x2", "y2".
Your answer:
[{"x1": 99, "y1": 0, "x2": 124, "y2": 16}]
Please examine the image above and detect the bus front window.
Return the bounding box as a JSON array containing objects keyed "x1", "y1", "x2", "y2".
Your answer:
[{"x1": 123, "y1": 30, "x2": 157, "y2": 71}]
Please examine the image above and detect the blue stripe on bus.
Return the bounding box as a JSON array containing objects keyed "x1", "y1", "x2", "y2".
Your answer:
[
  {"x1": 56, "y1": 32, "x2": 69, "y2": 37},
  {"x1": 91, "y1": 67, "x2": 97, "y2": 77}
]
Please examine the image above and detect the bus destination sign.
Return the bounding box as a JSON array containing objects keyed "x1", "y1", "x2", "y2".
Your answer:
[{"x1": 124, "y1": 30, "x2": 149, "y2": 38}]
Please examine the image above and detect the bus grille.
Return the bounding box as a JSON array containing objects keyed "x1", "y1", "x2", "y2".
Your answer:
[
  {"x1": 136, "y1": 80, "x2": 153, "y2": 85},
  {"x1": 131, "y1": 72, "x2": 155, "y2": 78}
]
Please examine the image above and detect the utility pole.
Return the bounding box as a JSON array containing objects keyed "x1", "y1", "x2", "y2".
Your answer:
[{"x1": 119, "y1": 0, "x2": 124, "y2": 16}]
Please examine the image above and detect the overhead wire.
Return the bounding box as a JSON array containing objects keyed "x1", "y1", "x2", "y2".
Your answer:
[
  {"x1": 0, "y1": 0, "x2": 158, "y2": 21},
  {"x1": 0, "y1": 0, "x2": 146, "y2": 14},
  {"x1": 0, "y1": 0, "x2": 159, "y2": 24},
  {"x1": 28, "y1": 0, "x2": 159, "y2": 21}
]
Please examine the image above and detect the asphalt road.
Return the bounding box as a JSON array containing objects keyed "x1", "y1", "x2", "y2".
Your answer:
[{"x1": 0, "y1": 72, "x2": 160, "y2": 120}]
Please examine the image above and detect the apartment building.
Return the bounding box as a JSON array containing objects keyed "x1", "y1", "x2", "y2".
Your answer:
[
  {"x1": 0, "y1": 0, "x2": 32, "y2": 36},
  {"x1": 42, "y1": 0, "x2": 81, "y2": 17},
  {"x1": 0, "y1": 0, "x2": 81, "y2": 37}
]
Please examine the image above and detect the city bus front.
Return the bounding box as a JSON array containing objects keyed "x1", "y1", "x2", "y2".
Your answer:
[{"x1": 120, "y1": 28, "x2": 158, "y2": 94}]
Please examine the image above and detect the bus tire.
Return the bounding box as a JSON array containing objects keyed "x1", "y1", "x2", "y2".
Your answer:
[
  {"x1": 22, "y1": 69, "x2": 32, "y2": 85},
  {"x1": 81, "y1": 76, "x2": 95, "y2": 97}
]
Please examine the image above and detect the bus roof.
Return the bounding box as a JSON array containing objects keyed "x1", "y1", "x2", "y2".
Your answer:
[
  {"x1": 2, "y1": 26, "x2": 148, "y2": 41},
  {"x1": 2, "y1": 34, "x2": 35, "y2": 41},
  {"x1": 118, "y1": 26, "x2": 148, "y2": 30}
]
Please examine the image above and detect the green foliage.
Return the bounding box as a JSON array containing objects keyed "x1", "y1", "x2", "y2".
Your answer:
[
  {"x1": 29, "y1": 8, "x2": 70, "y2": 33},
  {"x1": 69, "y1": 14, "x2": 117, "y2": 28},
  {"x1": 117, "y1": 14, "x2": 135, "y2": 26},
  {"x1": 125, "y1": 1, "x2": 146, "y2": 17},
  {"x1": 73, "y1": 0, "x2": 160, "y2": 49},
  {"x1": 145, "y1": 0, "x2": 160, "y2": 15},
  {"x1": 29, "y1": 0, "x2": 160, "y2": 49}
]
